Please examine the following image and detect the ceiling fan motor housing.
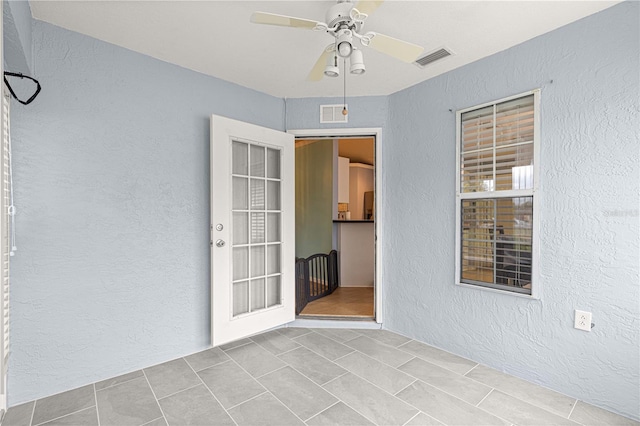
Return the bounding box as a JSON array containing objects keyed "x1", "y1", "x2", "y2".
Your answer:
[{"x1": 326, "y1": 1, "x2": 361, "y2": 31}]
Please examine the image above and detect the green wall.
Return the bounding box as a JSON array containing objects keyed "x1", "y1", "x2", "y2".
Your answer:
[{"x1": 295, "y1": 140, "x2": 333, "y2": 258}]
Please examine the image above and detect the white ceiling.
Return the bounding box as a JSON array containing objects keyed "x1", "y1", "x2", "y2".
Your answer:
[{"x1": 29, "y1": 1, "x2": 620, "y2": 99}]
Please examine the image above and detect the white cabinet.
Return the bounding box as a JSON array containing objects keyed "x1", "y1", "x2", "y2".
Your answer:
[
  {"x1": 336, "y1": 222, "x2": 375, "y2": 287},
  {"x1": 337, "y1": 156, "x2": 350, "y2": 203}
]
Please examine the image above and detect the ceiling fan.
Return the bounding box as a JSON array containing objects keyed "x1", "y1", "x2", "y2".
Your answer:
[{"x1": 251, "y1": 0, "x2": 424, "y2": 81}]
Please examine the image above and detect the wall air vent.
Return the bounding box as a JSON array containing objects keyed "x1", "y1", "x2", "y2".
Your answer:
[
  {"x1": 414, "y1": 47, "x2": 453, "y2": 68},
  {"x1": 320, "y1": 104, "x2": 348, "y2": 124}
]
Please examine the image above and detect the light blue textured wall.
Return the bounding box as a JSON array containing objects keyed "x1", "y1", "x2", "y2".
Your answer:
[
  {"x1": 6, "y1": 2, "x2": 639, "y2": 419},
  {"x1": 3, "y1": 0, "x2": 32, "y2": 73},
  {"x1": 384, "y1": 2, "x2": 639, "y2": 420},
  {"x1": 8, "y1": 20, "x2": 284, "y2": 404}
]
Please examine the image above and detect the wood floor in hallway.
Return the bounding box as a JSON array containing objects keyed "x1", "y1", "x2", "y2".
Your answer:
[{"x1": 299, "y1": 287, "x2": 374, "y2": 318}]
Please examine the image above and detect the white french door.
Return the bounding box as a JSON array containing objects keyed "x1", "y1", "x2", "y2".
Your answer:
[{"x1": 210, "y1": 115, "x2": 294, "y2": 347}]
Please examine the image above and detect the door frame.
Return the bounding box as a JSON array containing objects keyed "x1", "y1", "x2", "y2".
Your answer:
[{"x1": 288, "y1": 127, "x2": 383, "y2": 324}]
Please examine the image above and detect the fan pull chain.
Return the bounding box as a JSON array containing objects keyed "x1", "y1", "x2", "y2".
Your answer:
[{"x1": 342, "y1": 59, "x2": 348, "y2": 116}]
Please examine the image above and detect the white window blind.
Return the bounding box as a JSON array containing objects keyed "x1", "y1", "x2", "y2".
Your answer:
[
  {"x1": 0, "y1": 87, "x2": 10, "y2": 408},
  {"x1": 456, "y1": 91, "x2": 539, "y2": 296}
]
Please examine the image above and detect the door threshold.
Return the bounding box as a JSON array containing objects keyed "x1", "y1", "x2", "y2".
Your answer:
[
  {"x1": 297, "y1": 314, "x2": 374, "y2": 321},
  {"x1": 289, "y1": 317, "x2": 381, "y2": 329}
]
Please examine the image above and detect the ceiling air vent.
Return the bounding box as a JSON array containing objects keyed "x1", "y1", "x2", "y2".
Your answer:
[
  {"x1": 320, "y1": 104, "x2": 348, "y2": 124},
  {"x1": 414, "y1": 47, "x2": 453, "y2": 68}
]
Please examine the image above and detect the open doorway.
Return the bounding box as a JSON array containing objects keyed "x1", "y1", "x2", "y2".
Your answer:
[{"x1": 293, "y1": 134, "x2": 377, "y2": 320}]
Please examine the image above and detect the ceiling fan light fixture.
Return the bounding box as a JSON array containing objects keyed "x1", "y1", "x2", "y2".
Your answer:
[
  {"x1": 337, "y1": 41, "x2": 352, "y2": 57},
  {"x1": 336, "y1": 29, "x2": 353, "y2": 58},
  {"x1": 350, "y1": 49, "x2": 365, "y2": 75},
  {"x1": 324, "y1": 52, "x2": 340, "y2": 77}
]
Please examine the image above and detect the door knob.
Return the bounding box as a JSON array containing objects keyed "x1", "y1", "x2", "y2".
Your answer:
[{"x1": 215, "y1": 239, "x2": 225, "y2": 248}]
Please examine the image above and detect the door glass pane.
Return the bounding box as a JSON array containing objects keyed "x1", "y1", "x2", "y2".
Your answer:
[
  {"x1": 250, "y1": 179, "x2": 265, "y2": 210},
  {"x1": 267, "y1": 244, "x2": 280, "y2": 275},
  {"x1": 232, "y1": 141, "x2": 248, "y2": 176},
  {"x1": 267, "y1": 180, "x2": 280, "y2": 211},
  {"x1": 233, "y1": 177, "x2": 248, "y2": 210},
  {"x1": 250, "y1": 279, "x2": 266, "y2": 311},
  {"x1": 233, "y1": 247, "x2": 249, "y2": 281},
  {"x1": 233, "y1": 212, "x2": 248, "y2": 245},
  {"x1": 267, "y1": 213, "x2": 280, "y2": 243},
  {"x1": 267, "y1": 276, "x2": 281, "y2": 307},
  {"x1": 229, "y1": 140, "x2": 285, "y2": 318},
  {"x1": 251, "y1": 213, "x2": 265, "y2": 243},
  {"x1": 267, "y1": 148, "x2": 280, "y2": 179},
  {"x1": 250, "y1": 245, "x2": 265, "y2": 277},
  {"x1": 250, "y1": 145, "x2": 265, "y2": 177},
  {"x1": 233, "y1": 281, "x2": 249, "y2": 316}
]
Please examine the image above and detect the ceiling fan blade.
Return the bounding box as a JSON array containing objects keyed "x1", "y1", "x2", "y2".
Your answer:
[
  {"x1": 307, "y1": 48, "x2": 334, "y2": 81},
  {"x1": 367, "y1": 33, "x2": 424, "y2": 63},
  {"x1": 251, "y1": 12, "x2": 320, "y2": 29},
  {"x1": 354, "y1": 0, "x2": 384, "y2": 16}
]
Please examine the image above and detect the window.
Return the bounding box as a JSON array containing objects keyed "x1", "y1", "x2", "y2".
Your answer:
[{"x1": 455, "y1": 90, "x2": 539, "y2": 296}]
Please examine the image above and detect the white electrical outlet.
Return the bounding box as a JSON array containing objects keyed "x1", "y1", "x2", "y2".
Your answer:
[{"x1": 574, "y1": 310, "x2": 592, "y2": 332}]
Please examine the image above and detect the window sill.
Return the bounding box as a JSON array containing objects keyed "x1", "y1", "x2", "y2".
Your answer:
[{"x1": 455, "y1": 281, "x2": 540, "y2": 300}]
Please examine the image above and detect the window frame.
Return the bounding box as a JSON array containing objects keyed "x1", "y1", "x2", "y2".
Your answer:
[{"x1": 455, "y1": 89, "x2": 541, "y2": 298}]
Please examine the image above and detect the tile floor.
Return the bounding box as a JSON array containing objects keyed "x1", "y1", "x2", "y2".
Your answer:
[{"x1": 2, "y1": 328, "x2": 638, "y2": 426}]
